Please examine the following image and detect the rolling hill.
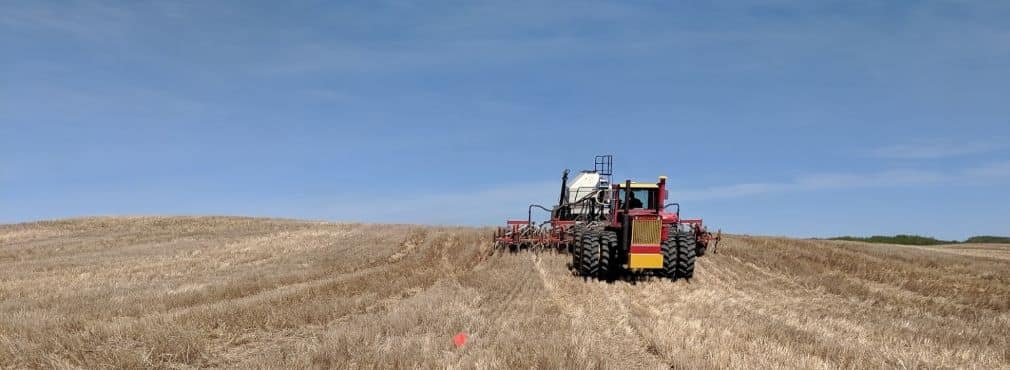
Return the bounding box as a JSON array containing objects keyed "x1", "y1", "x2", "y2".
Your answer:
[{"x1": 1, "y1": 217, "x2": 1008, "y2": 368}]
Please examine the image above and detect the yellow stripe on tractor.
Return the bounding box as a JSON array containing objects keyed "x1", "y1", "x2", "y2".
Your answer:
[
  {"x1": 629, "y1": 253, "x2": 663, "y2": 269},
  {"x1": 628, "y1": 218, "x2": 664, "y2": 269}
]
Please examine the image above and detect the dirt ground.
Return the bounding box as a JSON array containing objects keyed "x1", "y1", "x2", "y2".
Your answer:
[{"x1": 1, "y1": 217, "x2": 1008, "y2": 369}]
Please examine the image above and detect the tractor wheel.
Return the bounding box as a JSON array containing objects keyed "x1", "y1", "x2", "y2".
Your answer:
[
  {"x1": 677, "y1": 233, "x2": 698, "y2": 279},
  {"x1": 571, "y1": 227, "x2": 584, "y2": 275},
  {"x1": 661, "y1": 235, "x2": 678, "y2": 280},
  {"x1": 580, "y1": 231, "x2": 601, "y2": 278},
  {"x1": 599, "y1": 230, "x2": 618, "y2": 281}
]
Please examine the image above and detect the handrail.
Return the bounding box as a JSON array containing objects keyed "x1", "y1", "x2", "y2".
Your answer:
[
  {"x1": 527, "y1": 191, "x2": 604, "y2": 224},
  {"x1": 527, "y1": 204, "x2": 553, "y2": 224},
  {"x1": 663, "y1": 203, "x2": 680, "y2": 218}
]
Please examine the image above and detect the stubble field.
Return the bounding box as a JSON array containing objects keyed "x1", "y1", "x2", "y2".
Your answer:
[{"x1": 1, "y1": 217, "x2": 1008, "y2": 369}]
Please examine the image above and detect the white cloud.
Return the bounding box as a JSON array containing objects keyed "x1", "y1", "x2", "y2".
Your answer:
[{"x1": 671, "y1": 162, "x2": 1010, "y2": 201}]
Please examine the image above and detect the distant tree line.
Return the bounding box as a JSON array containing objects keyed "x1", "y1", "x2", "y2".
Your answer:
[
  {"x1": 964, "y1": 235, "x2": 1010, "y2": 244},
  {"x1": 826, "y1": 234, "x2": 1010, "y2": 245}
]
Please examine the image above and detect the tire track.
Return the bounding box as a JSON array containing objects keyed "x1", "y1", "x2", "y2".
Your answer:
[
  {"x1": 532, "y1": 254, "x2": 669, "y2": 369},
  {"x1": 138, "y1": 229, "x2": 425, "y2": 323},
  {"x1": 213, "y1": 230, "x2": 490, "y2": 367}
]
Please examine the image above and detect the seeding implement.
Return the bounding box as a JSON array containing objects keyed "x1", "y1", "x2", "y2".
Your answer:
[{"x1": 493, "y1": 155, "x2": 720, "y2": 280}]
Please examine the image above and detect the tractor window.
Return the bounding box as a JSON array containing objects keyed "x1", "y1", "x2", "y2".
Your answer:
[{"x1": 618, "y1": 189, "x2": 654, "y2": 209}]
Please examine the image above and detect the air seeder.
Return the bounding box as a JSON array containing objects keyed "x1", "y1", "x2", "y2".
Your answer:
[{"x1": 492, "y1": 155, "x2": 720, "y2": 280}]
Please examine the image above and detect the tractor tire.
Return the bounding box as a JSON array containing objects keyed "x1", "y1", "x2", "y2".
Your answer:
[
  {"x1": 580, "y1": 231, "x2": 601, "y2": 278},
  {"x1": 677, "y1": 233, "x2": 697, "y2": 279},
  {"x1": 661, "y1": 235, "x2": 678, "y2": 280},
  {"x1": 599, "y1": 230, "x2": 618, "y2": 281},
  {"x1": 569, "y1": 225, "x2": 583, "y2": 254},
  {"x1": 571, "y1": 227, "x2": 584, "y2": 275}
]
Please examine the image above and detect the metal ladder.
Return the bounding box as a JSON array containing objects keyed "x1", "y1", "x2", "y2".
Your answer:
[
  {"x1": 594, "y1": 155, "x2": 614, "y2": 217},
  {"x1": 594, "y1": 155, "x2": 613, "y2": 189}
]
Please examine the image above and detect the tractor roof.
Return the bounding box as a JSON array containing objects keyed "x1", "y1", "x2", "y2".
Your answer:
[{"x1": 616, "y1": 182, "x2": 659, "y2": 189}]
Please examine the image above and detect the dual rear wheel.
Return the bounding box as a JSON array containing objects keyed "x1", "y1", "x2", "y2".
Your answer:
[
  {"x1": 572, "y1": 228, "x2": 616, "y2": 280},
  {"x1": 662, "y1": 233, "x2": 696, "y2": 280},
  {"x1": 579, "y1": 231, "x2": 602, "y2": 278},
  {"x1": 574, "y1": 229, "x2": 695, "y2": 281}
]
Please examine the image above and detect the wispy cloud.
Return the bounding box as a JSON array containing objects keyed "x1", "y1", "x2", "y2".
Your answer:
[
  {"x1": 870, "y1": 141, "x2": 1001, "y2": 159},
  {"x1": 965, "y1": 161, "x2": 1010, "y2": 178},
  {"x1": 672, "y1": 161, "x2": 1010, "y2": 201},
  {"x1": 297, "y1": 181, "x2": 560, "y2": 226},
  {"x1": 793, "y1": 170, "x2": 948, "y2": 188},
  {"x1": 0, "y1": 1, "x2": 136, "y2": 42},
  {"x1": 246, "y1": 1, "x2": 839, "y2": 77},
  {"x1": 2, "y1": 84, "x2": 208, "y2": 122},
  {"x1": 306, "y1": 161, "x2": 1010, "y2": 223}
]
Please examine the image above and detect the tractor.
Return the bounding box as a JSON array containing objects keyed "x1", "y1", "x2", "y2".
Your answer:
[{"x1": 493, "y1": 155, "x2": 720, "y2": 281}]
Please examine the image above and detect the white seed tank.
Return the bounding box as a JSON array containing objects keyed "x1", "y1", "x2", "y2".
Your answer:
[{"x1": 566, "y1": 171, "x2": 608, "y2": 215}]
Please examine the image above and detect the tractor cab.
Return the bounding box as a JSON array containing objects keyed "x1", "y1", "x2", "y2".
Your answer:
[
  {"x1": 611, "y1": 176, "x2": 670, "y2": 219},
  {"x1": 615, "y1": 184, "x2": 658, "y2": 210},
  {"x1": 607, "y1": 177, "x2": 672, "y2": 270}
]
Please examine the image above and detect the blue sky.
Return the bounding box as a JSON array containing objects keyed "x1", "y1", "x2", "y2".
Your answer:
[{"x1": 2, "y1": 1, "x2": 1008, "y2": 239}]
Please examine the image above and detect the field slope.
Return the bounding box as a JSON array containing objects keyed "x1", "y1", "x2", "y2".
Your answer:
[{"x1": 1, "y1": 217, "x2": 1008, "y2": 369}]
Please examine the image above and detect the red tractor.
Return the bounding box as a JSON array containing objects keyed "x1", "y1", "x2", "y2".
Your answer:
[{"x1": 493, "y1": 155, "x2": 720, "y2": 281}]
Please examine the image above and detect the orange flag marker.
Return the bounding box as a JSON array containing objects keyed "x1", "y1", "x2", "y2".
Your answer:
[{"x1": 453, "y1": 332, "x2": 468, "y2": 348}]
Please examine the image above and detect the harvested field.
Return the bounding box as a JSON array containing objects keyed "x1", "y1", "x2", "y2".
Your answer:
[{"x1": 1, "y1": 217, "x2": 1008, "y2": 369}]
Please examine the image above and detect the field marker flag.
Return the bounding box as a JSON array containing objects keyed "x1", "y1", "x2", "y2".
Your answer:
[{"x1": 453, "y1": 332, "x2": 468, "y2": 348}]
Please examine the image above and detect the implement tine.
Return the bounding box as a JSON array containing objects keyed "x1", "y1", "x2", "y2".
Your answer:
[{"x1": 712, "y1": 229, "x2": 722, "y2": 254}]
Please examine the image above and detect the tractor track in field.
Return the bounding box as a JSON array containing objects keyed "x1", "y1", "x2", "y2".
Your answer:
[
  {"x1": 532, "y1": 253, "x2": 671, "y2": 369},
  {"x1": 213, "y1": 231, "x2": 492, "y2": 367},
  {"x1": 461, "y1": 253, "x2": 538, "y2": 344},
  {"x1": 606, "y1": 287, "x2": 671, "y2": 367},
  {"x1": 158, "y1": 227, "x2": 442, "y2": 321},
  {"x1": 488, "y1": 258, "x2": 529, "y2": 312}
]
